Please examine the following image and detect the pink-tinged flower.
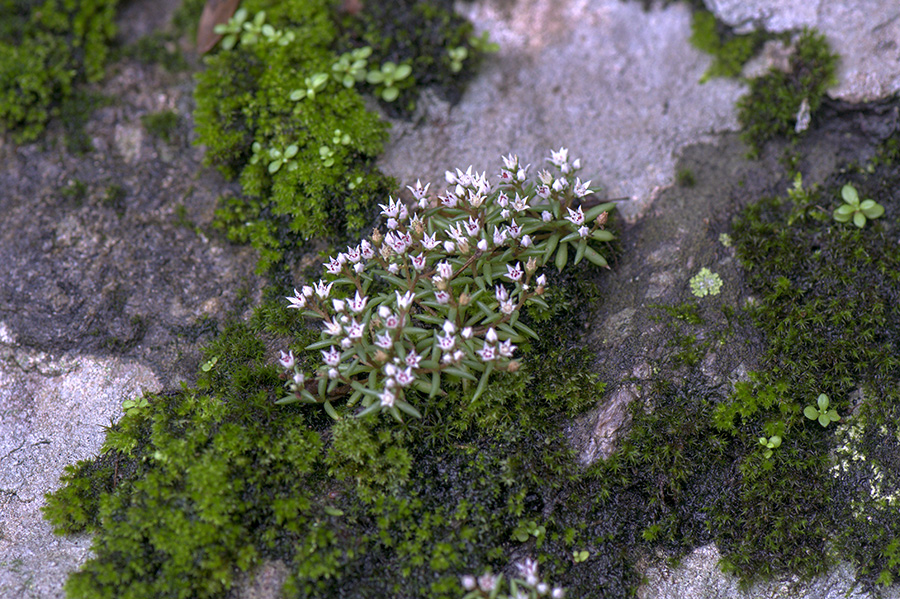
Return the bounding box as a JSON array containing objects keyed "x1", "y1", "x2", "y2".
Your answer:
[
  {"x1": 477, "y1": 344, "x2": 497, "y2": 361},
  {"x1": 566, "y1": 206, "x2": 585, "y2": 226},
  {"x1": 375, "y1": 331, "x2": 393, "y2": 349},
  {"x1": 437, "y1": 261, "x2": 453, "y2": 280},
  {"x1": 442, "y1": 320, "x2": 456, "y2": 335},
  {"x1": 542, "y1": 211, "x2": 553, "y2": 222},
  {"x1": 321, "y1": 346, "x2": 341, "y2": 366},
  {"x1": 411, "y1": 253, "x2": 427, "y2": 271},
  {"x1": 536, "y1": 184, "x2": 551, "y2": 199},
  {"x1": 325, "y1": 257, "x2": 343, "y2": 275},
  {"x1": 485, "y1": 328, "x2": 498, "y2": 344},
  {"x1": 405, "y1": 350, "x2": 422, "y2": 369},
  {"x1": 278, "y1": 350, "x2": 295, "y2": 369},
  {"x1": 501, "y1": 209, "x2": 510, "y2": 219},
  {"x1": 495, "y1": 284, "x2": 509, "y2": 302},
  {"x1": 506, "y1": 262, "x2": 524, "y2": 282},
  {"x1": 498, "y1": 339, "x2": 517, "y2": 358},
  {"x1": 380, "y1": 388, "x2": 395, "y2": 407},
  {"x1": 398, "y1": 204, "x2": 409, "y2": 222},
  {"x1": 461, "y1": 326, "x2": 473, "y2": 339},
  {"x1": 347, "y1": 290, "x2": 368, "y2": 313},
  {"x1": 437, "y1": 332, "x2": 455, "y2": 352},
  {"x1": 301, "y1": 285, "x2": 313, "y2": 297},
  {"x1": 346, "y1": 245, "x2": 361, "y2": 263},
  {"x1": 493, "y1": 226, "x2": 508, "y2": 246},
  {"x1": 386, "y1": 217, "x2": 399, "y2": 230},
  {"x1": 407, "y1": 179, "x2": 430, "y2": 200},
  {"x1": 388, "y1": 263, "x2": 400, "y2": 274},
  {"x1": 314, "y1": 280, "x2": 333, "y2": 299},
  {"x1": 286, "y1": 289, "x2": 307, "y2": 309},
  {"x1": 379, "y1": 196, "x2": 401, "y2": 218},
  {"x1": 499, "y1": 169, "x2": 514, "y2": 182},
  {"x1": 512, "y1": 193, "x2": 528, "y2": 212},
  {"x1": 464, "y1": 217, "x2": 480, "y2": 237},
  {"x1": 332, "y1": 298, "x2": 346, "y2": 312},
  {"x1": 341, "y1": 337, "x2": 352, "y2": 349},
  {"x1": 440, "y1": 192, "x2": 459, "y2": 208},
  {"x1": 344, "y1": 319, "x2": 364, "y2": 339},
  {"x1": 521, "y1": 234, "x2": 533, "y2": 248},
  {"x1": 421, "y1": 232, "x2": 440, "y2": 250},
  {"x1": 395, "y1": 367, "x2": 415, "y2": 387},
  {"x1": 574, "y1": 177, "x2": 592, "y2": 197},
  {"x1": 323, "y1": 319, "x2": 342, "y2": 336},
  {"x1": 328, "y1": 367, "x2": 339, "y2": 379},
  {"x1": 384, "y1": 312, "x2": 402, "y2": 329},
  {"x1": 435, "y1": 290, "x2": 451, "y2": 304},
  {"x1": 517, "y1": 559, "x2": 539, "y2": 587},
  {"x1": 396, "y1": 290, "x2": 415, "y2": 310},
  {"x1": 506, "y1": 220, "x2": 521, "y2": 239},
  {"x1": 497, "y1": 191, "x2": 509, "y2": 207},
  {"x1": 353, "y1": 262, "x2": 365, "y2": 274},
  {"x1": 578, "y1": 225, "x2": 590, "y2": 238},
  {"x1": 360, "y1": 240, "x2": 375, "y2": 260},
  {"x1": 292, "y1": 371, "x2": 305, "y2": 386}
]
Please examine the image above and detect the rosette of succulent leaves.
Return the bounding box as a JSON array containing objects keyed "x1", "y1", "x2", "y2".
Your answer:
[{"x1": 278, "y1": 149, "x2": 615, "y2": 421}]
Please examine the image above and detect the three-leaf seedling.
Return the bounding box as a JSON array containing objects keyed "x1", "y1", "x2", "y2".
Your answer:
[
  {"x1": 833, "y1": 184, "x2": 884, "y2": 228},
  {"x1": 758, "y1": 435, "x2": 781, "y2": 459}
]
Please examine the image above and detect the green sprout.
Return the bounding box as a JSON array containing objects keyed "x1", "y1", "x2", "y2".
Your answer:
[
  {"x1": 213, "y1": 8, "x2": 250, "y2": 50},
  {"x1": 804, "y1": 393, "x2": 840, "y2": 427},
  {"x1": 447, "y1": 46, "x2": 468, "y2": 73},
  {"x1": 332, "y1": 47, "x2": 372, "y2": 88},
  {"x1": 332, "y1": 129, "x2": 351, "y2": 146},
  {"x1": 758, "y1": 435, "x2": 781, "y2": 459},
  {"x1": 833, "y1": 184, "x2": 884, "y2": 228},
  {"x1": 318, "y1": 145, "x2": 335, "y2": 167},
  {"x1": 290, "y1": 73, "x2": 329, "y2": 102},
  {"x1": 572, "y1": 550, "x2": 590, "y2": 563},
  {"x1": 469, "y1": 30, "x2": 500, "y2": 54},
  {"x1": 366, "y1": 61, "x2": 412, "y2": 102},
  {"x1": 689, "y1": 267, "x2": 723, "y2": 297},
  {"x1": 267, "y1": 144, "x2": 299, "y2": 173},
  {"x1": 122, "y1": 396, "x2": 149, "y2": 417}
]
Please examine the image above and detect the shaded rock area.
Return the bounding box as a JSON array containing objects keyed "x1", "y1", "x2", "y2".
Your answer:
[{"x1": 0, "y1": 0, "x2": 899, "y2": 597}]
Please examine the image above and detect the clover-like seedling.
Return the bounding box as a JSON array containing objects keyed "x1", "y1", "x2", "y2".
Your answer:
[
  {"x1": 833, "y1": 184, "x2": 884, "y2": 228},
  {"x1": 804, "y1": 393, "x2": 840, "y2": 427},
  {"x1": 758, "y1": 435, "x2": 781, "y2": 459},
  {"x1": 290, "y1": 73, "x2": 329, "y2": 102},
  {"x1": 689, "y1": 267, "x2": 722, "y2": 297},
  {"x1": 448, "y1": 46, "x2": 468, "y2": 73},
  {"x1": 213, "y1": 8, "x2": 249, "y2": 50},
  {"x1": 267, "y1": 144, "x2": 299, "y2": 173},
  {"x1": 122, "y1": 396, "x2": 149, "y2": 417},
  {"x1": 366, "y1": 62, "x2": 412, "y2": 102},
  {"x1": 469, "y1": 30, "x2": 500, "y2": 54},
  {"x1": 318, "y1": 145, "x2": 335, "y2": 168},
  {"x1": 332, "y1": 47, "x2": 372, "y2": 88}
]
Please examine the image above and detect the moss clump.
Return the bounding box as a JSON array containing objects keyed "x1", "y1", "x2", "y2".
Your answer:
[
  {"x1": 689, "y1": 10, "x2": 771, "y2": 83},
  {"x1": 0, "y1": 0, "x2": 119, "y2": 142},
  {"x1": 737, "y1": 28, "x2": 838, "y2": 158},
  {"x1": 713, "y1": 159, "x2": 900, "y2": 583}
]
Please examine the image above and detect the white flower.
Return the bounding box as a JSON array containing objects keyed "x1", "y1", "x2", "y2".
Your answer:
[
  {"x1": 536, "y1": 184, "x2": 550, "y2": 199},
  {"x1": 506, "y1": 220, "x2": 521, "y2": 239},
  {"x1": 551, "y1": 588, "x2": 565, "y2": 599},
  {"x1": 353, "y1": 262, "x2": 365, "y2": 274},
  {"x1": 552, "y1": 177, "x2": 568, "y2": 192},
  {"x1": 278, "y1": 350, "x2": 295, "y2": 369},
  {"x1": 332, "y1": 298, "x2": 346, "y2": 312},
  {"x1": 565, "y1": 206, "x2": 585, "y2": 226},
  {"x1": 396, "y1": 290, "x2": 415, "y2": 310},
  {"x1": 411, "y1": 253, "x2": 427, "y2": 271},
  {"x1": 537, "y1": 583, "x2": 549, "y2": 595},
  {"x1": 302, "y1": 285, "x2": 314, "y2": 297},
  {"x1": 386, "y1": 217, "x2": 399, "y2": 230},
  {"x1": 495, "y1": 284, "x2": 509, "y2": 302},
  {"x1": 461, "y1": 575, "x2": 476, "y2": 591},
  {"x1": 323, "y1": 319, "x2": 343, "y2": 336},
  {"x1": 314, "y1": 280, "x2": 333, "y2": 299},
  {"x1": 395, "y1": 367, "x2": 415, "y2": 387},
  {"x1": 405, "y1": 350, "x2": 422, "y2": 369},
  {"x1": 549, "y1": 147, "x2": 569, "y2": 169},
  {"x1": 542, "y1": 211, "x2": 553, "y2": 222},
  {"x1": 512, "y1": 193, "x2": 528, "y2": 212},
  {"x1": 506, "y1": 262, "x2": 524, "y2": 282},
  {"x1": 536, "y1": 274, "x2": 547, "y2": 287},
  {"x1": 341, "y1": 337, "x2": 352, "y2": 349},
  {"x1": 437, "y1": 332, "x2": 455, "y2": 352},
  {"x1": 521, "y1": 234, "x2": 533, "y2": 248},
  {"x1": 360, "y1": 240, "x2": 375, "y2": 260},
  {"x1": 347, "y1": 290, "x2": 367, "y2": 313},
  {"x1": 497, "y1": 191, "x2": 509, "y2": 207},
  {"x1": 437, "y1": 261, "x2": 453, "y2": 280},
  {"x1": 461, "y1": 326, "x2": 473, "y2": 339},
  {"x1": 328, "y1": 367, "x2": 339, "y2": 379},
  {"x1": 464, "y1": 217, "x2": 480, "y2": 237},
  {"x1": 443, "y1": 241, "x2": 455, "y2": 253},
  {"x1": 344, "y1": 319, "x2": 364, "y2": 339},
  {"x1": 380, "y1": 388, "x2": 395, "y2": 407},
  {"x1": 321, "y1": 347, "x2": 341, "y2": 366},
  {"x1": 379, "y1": 196, "x2": 401, "y2": 218},
  {"x1": 407, "y1": 179, "x2": 430, "y2": 200},
  {"x1": 286, "y1": 289, "x2": 307, "y2": 309},
  {"x1": 388, "y1": 263, "x2": 400, "y2": 274},
  {"x1": 478, "y1": 574, "x2": 498, "y2": 592},
  {"x1": 485, "y1": 328, "x2": 498, "y2": 344},
  {"x1": 477, "y1": 238, "x2": 488, "y2": 252},
  {"x1": 442, "y1": 320, "x2": 456, "y2": 335},
  {"x1": 375, "y1": 331, "x2": 393, "y2": 349},
  {"x1": 435, "y1": 290, "x2": 450, "y2": 304},
  {"x1": 501, "y1": 208, "x2": 511, "y2": 219},
  {"x1": 516, "y1": 165, "x2": 530, "y2": 181},
  {"x1": 292, "y1": 371, "x2": 305, "y2": 386},
  {"x1": 440, "y1": 192, "x2": 458, "y2": 208},
  {"x1": 384, "y1": 311, "x2": 402, "y2": 329},
  {"x1": 517, "y1": 559, "x2": 539, "y2": 587},
  {"x1": 421, "y1": 232, "x2": 440, "y2": 250},
  {"x1": 325, "y1": 257, "x2": 343, "y2": 275},
  {"x1": 500, "y1": 300, "x2": 515, "y2": 315},
  {"x1": 498, "y1": 339, "x2": 517, "y2": 358},
  {"x1": 578, "y1": 225, "x2": 590, "y2": 238},
  {"x1": 346, "y1": 245, "x2": 361, "y2": 263},
  {"x1": 493, "y1": 226, "x2": 508, "y2": 246},
  {"x1": 573, "y1": 177, "x2": 592, "y2": 197}
]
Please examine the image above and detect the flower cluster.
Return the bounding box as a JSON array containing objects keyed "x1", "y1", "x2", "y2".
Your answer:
[
  {"x1": 460, "y1": 559, "x2": 564, "y2": 599},
  {"x1": 278, "y1": 149, "x2": 616, "y2": 420}
]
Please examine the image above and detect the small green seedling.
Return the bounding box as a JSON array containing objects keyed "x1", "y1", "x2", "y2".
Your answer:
[
  {"x1": 572, "y1": 550, "x2": 590, "y2": 563},
  {"x1": 833, "y1": 184, "x2": 884, "y2": 228},
  {"x1": 366, "y1": 62, "x2": 412, "y2": 102},
  {"x1": 200, "y1": 356, "x2": 219, "y2": 372},
  {"x1": 267, "y1": 144, "x2": 299, "y2": 173},
  {"x1": 318, "y1": 145, "x2": 335, "y2": 167},
  {"x1": 447, "y1": 46, "x2": 468, "y2": 73},
  {"x1": 758, "y1": 435, "x2": 781, "y2": 459},
  {"x1": 122, "y1": 396, "x2": 149, "y2": 417},
  {"x1": 512, "y1": 520, "x2": 546, "y2": 547},
  {"x1": 469, "y1": 30, "x2": 500, "y2": 54},
  {"x1": 290, "y1": 73, "x2": 329, "y2": 102},
  {"x1": 804, "y1": 393, "x2": 840, "y2": 427},
  {"x1": 332, "y1": 47, "x2": 372, "y2": 88}
]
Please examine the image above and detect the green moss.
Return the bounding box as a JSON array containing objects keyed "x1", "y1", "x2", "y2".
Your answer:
[
  {"x1": 690, "y1": 10, "x2": 772, "y2": 83},
  {"x1": 737, "y1": 28, "x2": 838, "y2": 158},
  {"x1": 0, "y1": 0, "x2": 119, "y2": 142}
]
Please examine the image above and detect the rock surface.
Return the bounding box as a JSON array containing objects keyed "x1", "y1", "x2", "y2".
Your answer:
[{"x1": 0, "y1": 0, "x2": 898, "y2": 598}]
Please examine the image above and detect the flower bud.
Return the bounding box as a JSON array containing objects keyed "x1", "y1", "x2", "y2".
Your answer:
[
  {"x1": 457, "y1": 240, "x2": 470, "y2": 255},
  {"x1": 371, "y1": 229, "x2": 383, "y2": 245},
  {"x1": 596, "y1": 211, "x2": 608, "y2": 227},
  {"x1": 374, "y1": 350, "x2": 388, "y2": 363},
  {"x1": 525, "y1": 257, "x2": 538, "y2": 274},
  {"x1": 458, "y1": 292, "x2": 470, "y2": 306},
  {"x1": 507, "y1": 360, "x2": 520, "y2": 372}
]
